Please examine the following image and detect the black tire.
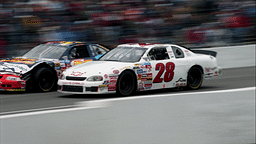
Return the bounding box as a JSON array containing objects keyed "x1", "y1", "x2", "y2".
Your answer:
[
  {"x1": 33, "y1": 67, "x2": 57, "y2": 92},
  {"x1": 187, "y1": 66, "x2": 203, "y2": 90},
  {"x1": 116, "y1": 71, "x2": 136, "y2": 96}
]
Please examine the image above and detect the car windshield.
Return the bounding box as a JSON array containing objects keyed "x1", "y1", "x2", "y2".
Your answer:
[
  {"x1": 22, "y1": 44, "x2": 68, "y2": 59},
  {"x1": 99, "y1": 47, "x2": 146, "y2": 62}
]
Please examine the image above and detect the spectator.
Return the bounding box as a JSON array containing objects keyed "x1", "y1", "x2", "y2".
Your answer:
[{"x1": 0, "y1": 36, "x2": 8, "y2": 58}]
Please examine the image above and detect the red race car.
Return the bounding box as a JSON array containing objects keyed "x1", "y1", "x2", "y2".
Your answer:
[{"x1": 0, "y1": 73, "x2": 26, "y2": 91}]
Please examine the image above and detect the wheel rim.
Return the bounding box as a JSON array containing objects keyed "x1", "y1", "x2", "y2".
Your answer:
[
  {"x1": 120, "y1": 75, "x2": 133, "y2": 93},
  {"x1": 188, "y1": 69, "x2": 201, "y2": 87},
  {"x1": 39, "y1": 71, "x2": 54, "y2": 90}
]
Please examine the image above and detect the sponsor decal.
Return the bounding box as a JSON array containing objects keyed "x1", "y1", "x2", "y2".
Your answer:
[
  {"x1": 6, "y1": 64, "x2": 29, "y2": 72},
  {"x1": 133, "y1": 66, "x2": 140, "y2": 69},
  {"x1": 205, "y1": 67, "x2": 217, "y2": 73},
  {"x1": 62, "y1": 82, "x2": 84, "y2": 85},
  {"x1": 70, "y1": 59, "x2": 92, "y2": 66},
  {"x1": 143, "y1": 57, "x2": 148, "y2": 61},
  {"x1": 113, "y1": 70, "x2": 119, "y2": 74},
  {"x1": 120, "y1": 66, "x2": 131, "y2": 70},
  {"x1": 60, "y1": 63, "x2": 65, "y2": 67},
  {"x1": 108, "y1": 83, "x2": 116, "y2": 91},
  {"x1": 73, "y1": 60, "x2": 83, "y2": 66},
  {"x1": 109, "y1": 76, "x2": 118, "y2": 80},
  {"x1": 175, "y1": 77, "x2": 187, "y2": 86},
  {"x1": 99, "y1": 85, "x2": 108, "y2": 87},
  {"x1": 144, "y1": 81, "x2": 152, "y2": 89},
  {"x1": 176, "y1": 77, "x2": 186, "y2": 82},
  {"x1": 109, "y1": 76, "x2": 117, "y2": 83},
  {"x1": 140, "y1": 62, "x2": 152, "y2": 70},
  {"x1": 110, "y1": 79, "x2": 117, "y2": 83},
  {"x1": 141, "y1": 74, "x2": 147, "y2": 78},
  {"x1": 66, "y1": 63, "x2": 72, "y2": 68},
  {"x1": 70, "y1": 71, "x2": 83, "y2": 76},
  {"x1": 103, "y1": 80, "x2": 109, "y2": 85},
  {"x1": 84, "y1": 59, "x2": 93, "y2": 63},
  {"x1": 137, "y1": 74, "x2": 142, "y2": 80},
  {"x1": 55, "y1": 66, "x2": 61, "y2": 70},
  {"x1": 138, "y1": 82, "x2": 143, "y2": 88},
  {"x1": 175, "y1": 83, "x2": 186, "y2": 86},
  {"x1": 141, "y1": 77, "x2": 147, "y2": 82},
  {"x1": 205, "y1": 68, "x2": 211, "y2": 72},
  {"x1": 212, "y1": 67, "x2": 217, "y2": 70},
  {"x1": 207, "y1": 73, "x2": 213, "y2": 76},
  {"x1": 64, "y1": 60, "x2": 71, "y2": 64},
  {"x1": 104, "y1": 74, "x2": 108, "y2": 79},
  {"x1": 137, "y1": 69, "x2": 147, "y2": 74},
  {"x1": 147, "y1": 77, "x2": 152, "y2": 81},
  {"x1": 3, "y1": 67, "x2": 15, "y2": 72},
  {"x1": 0, "y1": 58, "x2": 37, "y2": 67}
]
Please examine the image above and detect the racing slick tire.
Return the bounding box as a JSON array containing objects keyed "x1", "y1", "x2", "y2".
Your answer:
[
  {"x1": 116, "y1": 71, "x2": 136, "y2": 96},
  {"x1": 33, "y1": 67, "x2": 57, "y2": 92},
  {"x1": 187, "y1": 66, "x2": 203, "y2": 90}
]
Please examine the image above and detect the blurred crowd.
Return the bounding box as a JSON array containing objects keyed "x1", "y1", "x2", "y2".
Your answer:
[{"x1": 0, "y1": 0, "x2": 255, "y2": 58}]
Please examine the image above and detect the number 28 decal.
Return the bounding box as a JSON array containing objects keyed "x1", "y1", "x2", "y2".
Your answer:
[{"x1": 153, "y1": 62, "x2": 175, "y2": 83}]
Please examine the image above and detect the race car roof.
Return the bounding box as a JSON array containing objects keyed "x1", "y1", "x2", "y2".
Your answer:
[
  {"x1": 117, "y1": 43, "x2": 177, "y2": 48},
  {"x1": 43, "y1": 41, "x2": 89, "y2": 47}
]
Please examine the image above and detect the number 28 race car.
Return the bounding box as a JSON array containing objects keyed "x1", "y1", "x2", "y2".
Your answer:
[
  {"x1": 58, "y1": 43, "x2": 222, "y2": 96},
  {"x1": 0, "y1": 41, "x2": 109, "y2": 92}
]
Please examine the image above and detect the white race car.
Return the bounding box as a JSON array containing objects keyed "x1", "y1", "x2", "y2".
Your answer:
[{"x1": 58, "y1": 43, "x2": 222, "y2": 96}]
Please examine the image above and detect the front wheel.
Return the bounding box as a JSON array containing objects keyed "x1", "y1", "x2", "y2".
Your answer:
[
  {"x1": 116, "y1": 71, "x2": 136, "y2": 96},
  {"x1": 33, "y1": 67, "x2": 57, "y2": 92},
  {"x1": 187, "y1": 66, "x2": 203, "y2": 90}
]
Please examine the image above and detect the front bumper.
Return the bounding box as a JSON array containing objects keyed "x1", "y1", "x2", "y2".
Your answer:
[
  {"x1": 57, "y1": 80, "x2": 116, "y2": 94},
  {"x1": 0, "y1": 80, "x2": 26, "y2": 91}
]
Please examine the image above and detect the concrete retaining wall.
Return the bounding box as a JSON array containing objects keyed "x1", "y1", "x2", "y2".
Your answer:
[{"x1": 202, "y1": 44, "x2": 255, "y2": 69}]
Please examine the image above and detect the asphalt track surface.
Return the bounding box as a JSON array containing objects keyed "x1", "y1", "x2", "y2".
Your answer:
[{"x1": 0, "y1": 66, "x2": 255, "y2": 115}]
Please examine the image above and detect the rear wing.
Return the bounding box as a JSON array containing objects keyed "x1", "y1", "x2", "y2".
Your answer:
[{"x1": 191, "y1": 50, "x2": 217, "y2": 57}]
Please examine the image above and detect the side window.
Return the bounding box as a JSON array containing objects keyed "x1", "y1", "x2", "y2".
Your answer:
[
  {"x1": 90, "y1": 45, "x2": 107, "y2": 56},
  {"x1": 68, "y1": 46, "x2": 90, "y2": 59},
  {"x1": 172, "y1": 46, "x2": 184, "y2": 58},
  {"x1": 148, "y1": 47, "x2": 169, "y2": 61}
]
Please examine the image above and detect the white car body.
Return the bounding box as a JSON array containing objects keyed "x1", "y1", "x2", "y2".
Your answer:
[{"x1": 58, "y1": 43, "x2": 222, "y2": 95}]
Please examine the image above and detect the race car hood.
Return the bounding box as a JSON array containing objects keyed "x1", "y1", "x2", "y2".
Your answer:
[
  {"x1": 64, "y1": 61, "x2": 133, "y2": 77},
  {"x1": 0, "y1": 58, "x2": 56, "y2": 74}
]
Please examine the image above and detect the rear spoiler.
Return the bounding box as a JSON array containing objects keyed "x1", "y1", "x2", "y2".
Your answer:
[{"x1": 191, "y1": 50, "x2": 217, "y2": 57}]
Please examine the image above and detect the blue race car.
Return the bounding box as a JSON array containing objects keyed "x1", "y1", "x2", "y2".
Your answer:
[{"x1": 0, "y1": 41, "x2": 109, "y2": 92}]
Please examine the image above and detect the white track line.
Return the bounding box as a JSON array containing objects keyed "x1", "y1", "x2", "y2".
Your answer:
[{"x1": 1, "y1": 87, "x2": 255, "y2": 119}]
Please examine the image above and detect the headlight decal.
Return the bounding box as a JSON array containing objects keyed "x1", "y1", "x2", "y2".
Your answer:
[
  {"x1": 5, "y1": 76, "x2": 21, "y2": 81},
  {"x1": 87, "y1": 76, "x2": 103, "y2": 81}
]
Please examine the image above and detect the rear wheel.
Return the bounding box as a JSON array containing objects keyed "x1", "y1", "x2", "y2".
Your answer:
[
  {"x1": 33, "y1": 67, "x2": 57, "y2": 92},
  {"x1": 116, "y1": 71, "x2": 136, "y2": 96},
  {"x1": 187, "y1": 66, "x2": 203, "y2": 90}
]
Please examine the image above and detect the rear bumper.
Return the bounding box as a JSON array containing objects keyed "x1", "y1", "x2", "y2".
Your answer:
[{"x1": 204, "y1": 66, "x2": 222, "y2": 79}]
